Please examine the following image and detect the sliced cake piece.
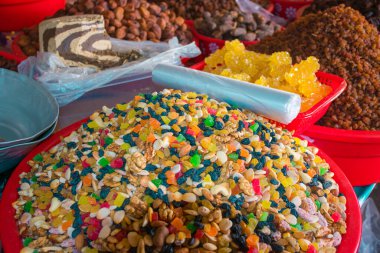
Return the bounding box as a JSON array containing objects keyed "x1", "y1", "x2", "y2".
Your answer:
[{"x1": 39, "y1": 15, "x2": 140, "y2": 70}]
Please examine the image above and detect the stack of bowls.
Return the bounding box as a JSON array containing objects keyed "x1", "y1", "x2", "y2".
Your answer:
[{"x1": 0, "y1": 68, "x2": 59, "y2": 173}]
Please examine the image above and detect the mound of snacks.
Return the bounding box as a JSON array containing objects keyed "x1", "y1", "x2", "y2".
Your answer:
[
  {"x1": 17, "y1": 0, "x2": 193, "y2": 57},
  {"x1": 15, "y1": 90, "x2": 346, "y2": 253},
  {"x1": 304, "y1": 0, "x2": 380, "y2": 31},
  {"x1": 0, "y1": 55, "x2": 18, "y2": 71},
  {"x1": 204, "y1": 40, "x2": 331, "y2": 112},
  {"x1": 250, "y1": 5, "x2": 380, "y2": 130},
  {"x1": 194, "y1": 10, "x2": 281, "y2": 41},
  {"x1": 148, "y1": 0, "x2": 271, "y2": 20}
]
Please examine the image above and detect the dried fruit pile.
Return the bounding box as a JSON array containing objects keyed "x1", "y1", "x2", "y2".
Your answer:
[
  {"x1": 0, "y1": 55, "x2": 18, "y2": 71},
  {"x1": 304, "y1": 0, "x2": 380, "y2": 31},
  {"x1": 17, "y1": 0, "x2": 193, "y2": 57},
  {"x1": 15, "y1": 90, "x2": 346, "y2": 253},
  {"x1": 194, "y1": 10, "x2": 281, "y2": 41},
  {"x1": 204, "y1": 40, "x2": 331, "y2": 112},
  {"x1": 250, "y1": 5, "x2": 380, "y2": 130},
  {"x1": 148, "y1": 0, "x2": 270, "y2": 20}
]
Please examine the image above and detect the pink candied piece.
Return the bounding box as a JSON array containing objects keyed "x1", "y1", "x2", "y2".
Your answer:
[
  {"x1": 152, "y1": 212, "x2": 159, "y2": 222},
  {"x1": 109, "y1": 113, "x2": 115, "y2": 119},
  {"x1": 207, "y1": 108, "x2": 217, "y2": 115},
  {"x1": 331, "y1": 212, "x2": 341, "y2": 222},
  {"x1": 104, "y1": 129, "x2": 110, "y2": 135},
  {"x1": 87, "y1": 225, "x2": 100, "y2": 241},
  {"x1": 100, "y1": 202, "x2": 110, "y2": 208},
  {"x1": 186, "y1": 128, "x2": 195, "y2": 136},
  {"x1": 252, "y1": 179, "x2": 262, "y2": 195},
  {"x1": 111, "y1": 158, "x2": 124, "y2": 169},
  {"x1": 231, "y1": 114, "x2": 238, "y2": 120},
  {"x1": 248, "y1": 248, "x2": 258, "y2": 253},
  {"x1": 263, "y1": 167, "x2": 269, "y2": 175},
  {"x1": 100, "y1": 138, "x2": 105, "y2": 146},
  {"x1": 175, "y1": 171, "x2": 184, "y2": 179},
  {"x1": 243, "y1": 121, "x2": 249, "y2": 129},
  {"x1": 195, "y1": 99, "x2": 203, "y2": 103},
  {"x1": 82, "y1": 160, "x2": 90, "y2": 168},
  {"x1": 168, "y1": 225, "x2": 177, "y2": 234},
  {"x1": 194, "y1": 229, "x2": 204, "y2": 239}
]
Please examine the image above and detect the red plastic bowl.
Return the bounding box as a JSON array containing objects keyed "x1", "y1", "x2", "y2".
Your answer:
[
  {"x1": 191, "y1": 61, "x2": 347, "y2": 135},
  {"x1": 0, "y1": 50, "x2": 24, "y2": 64},
  {"x1": 0, "y1": 118, "x2": 361, "y2": 252},
  {"x1": 0, "y1": 0, "x2": 64, "y2": 32},
  {"x1": 186, "y1": 20, "x2": 259, "y2": 57},
  {"x1": 304, "y1": 125, "x2": 380, "y2": 186},
  {"x1": 271, "y1": 0, "x2": 313, "y2": 21}
]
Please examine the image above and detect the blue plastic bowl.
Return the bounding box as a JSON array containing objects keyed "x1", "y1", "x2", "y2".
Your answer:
[
  {"x1": 0, "y1": 120, "x2": 57, "y2": 173},
  {"x1": 0, "y1": 69, "x2": 59, "y2": 148}
]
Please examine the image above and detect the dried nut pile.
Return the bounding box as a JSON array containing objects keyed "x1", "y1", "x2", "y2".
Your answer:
[
  {"x1": 194, "y1": 10, "x2": 281, "y2": 41},
  {"x1": 304, "y1": 0, "x2": 380, "y2": 31},
  {"x1": 250, "y1": 5, "x2": 380, "y2": 130},
  {"x1": 17, "y1": 0, "x2": 193, "y2": 57},
  {"x1": 204, "y1": 40, "x2": 331, "y2": 112},
  {"x1": 0, "y1": 56, "x2": 18, "y2": 71},
  {"x1": 17, "y1": 28, "x2": 39, "y2": 57},
  {"x1": 15, "y1": 90, "x2": 347, "y2": 253},
  {"x1": 147, "y1": 0, "x2": 270, "y2": 20}
]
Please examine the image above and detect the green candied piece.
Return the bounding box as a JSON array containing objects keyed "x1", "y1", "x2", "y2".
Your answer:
[
  {"x1": 228, "y1": 153, "x2": 239, "y2": 161},
  {"x1": 24, "y1": 201, "x2": 33, "y2": 213},
  {"x1": 190, "y1": 153, "x2": 201, "y2": 167},
  {"x1": 152, "y1": 179, "x2": 162, "y2": 188},
  {"x1": 320, "y1": 167, "x2": 328, "y2": 176},
  {"x1": 177, "y1": 134, "x2": 186, "y2": 142},
  {"x1": 23, "y1": 237, "x2": 33, "y2": 247},
  {"x1": 98, "y1": 157, "x2": 110, "y2": 167},
  {"x1": 315, "y1": 199, "x2": 321, "y2": 210},
  {"x1": 186, "y1": 222, "x2": 197, "y2": 233},
  {"x1": 260, "y1": 212, "x2": 268, "y2": 221},
  {"x1": 33, "y1": 154, "x2": 43, "y2": 162},
  {"x1": 290, "y1": 223, "x2": 302, "y2": 231},
  {"x1": 204, "y1": 116, "x2": 215, "y2": 127},
  {"x1": 105, "y1": 137, "x2": 113, "y2": 145},
  {"x1": 305, "y1": 191, "x2": 310, "y2": 197},
  {"x1": 247, "y1": 213, "x2": 255, "y2": 219},
  {"x1": 250, "y1": 122, "x2": 259, "y2": 133}
]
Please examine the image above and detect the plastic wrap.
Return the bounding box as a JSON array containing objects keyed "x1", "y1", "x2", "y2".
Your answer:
[
  {"x1": 236, "y1": 0, "x2": 287, "y2": 26},
  {"x1": 18, "y1": 38, "x2": 201, "y2": 106},
  {"x1": 360, "y1": 198, "x2": 380, "y2": 253},
  {"x1": 152, "y1": 64, "x2": 301, "y2": 124}
]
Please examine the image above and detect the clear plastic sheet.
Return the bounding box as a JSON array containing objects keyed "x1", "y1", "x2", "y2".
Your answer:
[
  {"x1": 18, "y1": 38, "x2": 201, "y2": 106},
  {"x1": 152, "y1": 64, "x2": 301, "y2": 124},
  {"x1": 360, "y1": 198, "x2": 380, "y2": 253},
  {"x1": 236, "y1": 0, "x2": 287, "y2": 26}
]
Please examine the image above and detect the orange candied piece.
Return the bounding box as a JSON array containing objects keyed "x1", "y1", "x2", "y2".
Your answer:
[
  {"x1": 62, "y1": 220, "x2": 72, "y2": 231},
  {"x1": 149, "y1": 118, "x2": 161, "y2": 130},
  {"x1": 165, "y1": 171, "x2": 177, "y2": 185},
  {"x1": 133, "y1": 124, "x2": 142, "y2": 133},
  {"x1": 307, "y1": 169, "x2": 316, "y2": 178},
  {"x1": 240, "y1": 148, "x2": 249, "y2": 158},
  {"x1": 237, "y1": 159, "x2": 245, "y2": 171},
  {"x1": 87, "y1": 197, "x2": 97, "y2": 205},
  {"x1": 171, "y1": 217, "x2": 183, "y2": 230},
  {"x1": 227, "y1": 143, "x2": 237, "y2": 152},
  {"x1": 246, "y1": 234, "x2": 259, "y2": 247},
  {"x1": 204, "y1": 223, "x2": 218, "y2": 237},
  {"x1": 82, "y1": 174, "x2": 92, "y2": 187},
  {"x1": 147, "y1": 132, "x2": 156, "y2": 143},
  {"x1": 134, "y1": 95, "x2": 144, "y2": 101}
]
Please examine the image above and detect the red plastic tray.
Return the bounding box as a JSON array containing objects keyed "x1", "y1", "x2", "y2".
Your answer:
[
  {"x1": 186, "y1": 20, "x2": 259, "y2": 57},
  {"x1": 0, "y1": 118, "x2": 361, "y2": 252},
  {"x1": 271, "y1": 0, "x2": 313, "y2": 21},
  {"x1": 304, "y1": 125, "x2": 380, "y2": 186},
  {"x1": 191, "y1": 61, "x2": 347, "y2": 135},
  {"x1": 0, "y1": 0, "x2": 64, "y2": 32}
]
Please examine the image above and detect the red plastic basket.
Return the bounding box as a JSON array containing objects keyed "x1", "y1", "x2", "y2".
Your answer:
[
  {"x1": 186, "y1": 20, "x2": 259, "y2": 57},
  {"x1": 0, "y1": 118, "x2": 361, "y2": 252},
  {"x1": 0, "y1": 0, "x2": 64, "y2": 32},
  {"x1": 271, "y1": 0, "x2": 313, "y2": 21},
  {"x1": 190, "y1": 61, "x2": 347, "y2": 135},
  {"x1": 11, "y1": 33, "x2": 29, "y2": 60},
  {"x1": 304, "y1": 125, "x2": 380, "y2": 186}
]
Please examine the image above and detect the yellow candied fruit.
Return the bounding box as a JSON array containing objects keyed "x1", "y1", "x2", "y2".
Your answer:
[{"x1": 204, "y1": 40, "x2": 332, "y2": 112}]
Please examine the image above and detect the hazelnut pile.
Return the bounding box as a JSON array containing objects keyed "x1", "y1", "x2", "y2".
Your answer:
[{"x1": 17, "y1": 0, "x2": 193, "y2": 57}]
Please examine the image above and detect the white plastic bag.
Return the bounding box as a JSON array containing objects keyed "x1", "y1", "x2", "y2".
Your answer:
[{"x1": 18, "y1": 38, "x2": 201, "y2": 106}]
